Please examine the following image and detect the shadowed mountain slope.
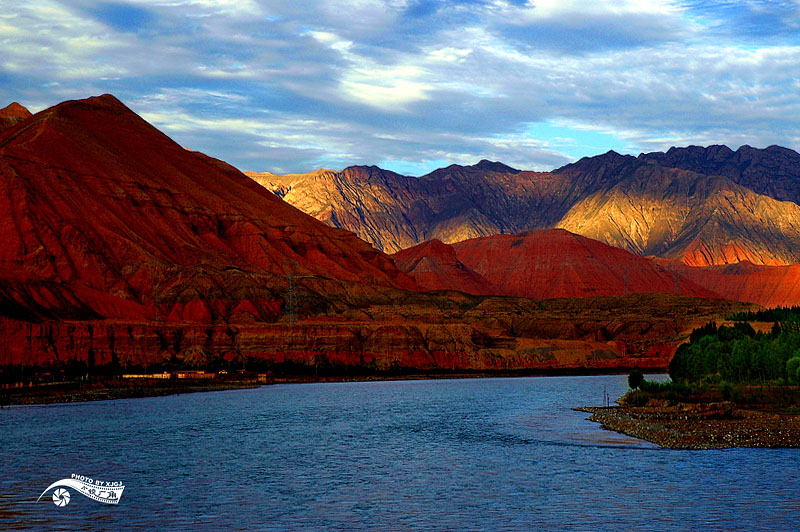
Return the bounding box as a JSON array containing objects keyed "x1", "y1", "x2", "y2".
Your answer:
[{"x1": 249, "y1": 155, "x2": 623, "y2": 253}]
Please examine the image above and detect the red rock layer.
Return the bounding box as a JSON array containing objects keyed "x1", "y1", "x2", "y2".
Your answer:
[
  {"x1": 1, "y1": 289, "x2": 750, "y2": 372},
  {"x1": 0, "y1": 314, "x2": 695, "y2": 372},
  {"x1": 660, "y1": 261, "x2": 800, "y2": 307},
  {"x1": 0, "y1": 95, "x2": 416, "y2": 322},
  {"x1": 395, "y1": 230, "x2": 720, "y2": 300}
]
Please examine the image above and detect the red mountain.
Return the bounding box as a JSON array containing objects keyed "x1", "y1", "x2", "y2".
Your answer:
[
  {"x1": 394, "y1": 230, "x2": 719, "y2": 300},
  {"x1": 659, "y1": 261, "x2": 800, "y2": 308},
  {"x1": 0, "y1": 102, "x2": 31, "y2": 132},
  {"x1": 392, "y1": 239, "x2": 495, "y2": 295},
  {"x1": 0, "y1": 94, "x2": 415, "y2": 323}
]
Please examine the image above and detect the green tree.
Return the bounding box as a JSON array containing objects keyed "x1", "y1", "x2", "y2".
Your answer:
[
  {"x1": 669, "y1": 343, "x2": 689, "y2": 382},
  {"x1": 731, "y1": 338, "x2": 754, "y2": 382},
  {"x1": 787, "y1": 357, "x2": 800, "y2": 384},
  {"x1": 628, "y1": 369, "x2": 644, "y2": 390}
]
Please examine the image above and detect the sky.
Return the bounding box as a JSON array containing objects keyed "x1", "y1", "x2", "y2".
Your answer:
[{"x1": 2, "y1": 1, "x2": 800, "y2": 175}]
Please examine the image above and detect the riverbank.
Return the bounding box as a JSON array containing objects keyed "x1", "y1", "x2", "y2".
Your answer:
[
  {"x1": 0, "y1": 380, "x2": 263, "y2": 406},
  {"x1": 577, "y1": 402, "x2": 800, "y2": 449},
  {"x1": 1, "y1": 367, "x2": 648, "y2": 406}
]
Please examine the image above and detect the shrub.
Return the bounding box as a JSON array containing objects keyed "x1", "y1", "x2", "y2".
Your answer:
[
  {"x1": 624, "y1": 390, "x2": 650, "y2": 406},
  {"x1": 720, "y1": 381, "x2": 737, "y2": 402},
  {"x1": 628, "y1": 369, "x2": 644, "y2": 390},
  {"x1": 640, "y1": 379, "x2": 667, "y2": 393}
]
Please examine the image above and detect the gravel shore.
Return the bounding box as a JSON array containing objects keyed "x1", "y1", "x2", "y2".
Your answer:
[{"x1": 576, "y1": 402, "x2": 800, "y2": 449}]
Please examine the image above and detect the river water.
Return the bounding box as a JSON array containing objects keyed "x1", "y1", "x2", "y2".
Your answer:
[{"x1": 1, "y1": 375, "x2": 798, "y2": 531}]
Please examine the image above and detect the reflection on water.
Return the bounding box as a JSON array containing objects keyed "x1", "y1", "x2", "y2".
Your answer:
[{"x1": 0, "y1": 375, "x2": 797, "y2": 531}]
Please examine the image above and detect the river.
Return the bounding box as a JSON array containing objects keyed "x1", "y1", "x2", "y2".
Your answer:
[{"x1": 1, "y1": 375, "x2": 798, "y2": 530}]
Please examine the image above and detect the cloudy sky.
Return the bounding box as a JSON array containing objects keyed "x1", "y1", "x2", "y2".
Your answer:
[{"x1": 2, "y1": 1, "x2": 800, "y2": 175}]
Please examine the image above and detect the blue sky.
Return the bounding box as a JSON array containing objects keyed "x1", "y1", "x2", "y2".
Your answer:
[{"x1": 2, "y1": 1, "x2": 800, "y2": 175}]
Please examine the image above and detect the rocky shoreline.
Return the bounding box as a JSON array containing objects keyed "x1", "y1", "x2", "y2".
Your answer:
[{"x1": 576, "y1": 402, "x2": 800, "y2": 449}]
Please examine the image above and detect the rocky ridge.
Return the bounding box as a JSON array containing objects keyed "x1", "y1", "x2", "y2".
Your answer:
[{"x1": 252, "y1": 148, "x2": 800, "y2": 266}]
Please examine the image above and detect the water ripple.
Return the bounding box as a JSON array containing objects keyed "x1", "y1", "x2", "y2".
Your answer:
[{"x1": 1, "y1": 375, "x2": 797, "y2": 531}]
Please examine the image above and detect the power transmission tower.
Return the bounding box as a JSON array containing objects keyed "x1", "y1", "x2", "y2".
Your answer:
[{"x1": 284, "y1": 260, "x2": 298, "y2": 324}]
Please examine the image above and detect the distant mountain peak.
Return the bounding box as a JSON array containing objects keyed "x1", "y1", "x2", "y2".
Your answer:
[
  {"x1": 473, "y1": 159, "x2": 519, "y2": 173},
  {"x1": 761, "y1": 144, "x2": 793, "y2": 154},
  {"x1": 554, "y1": 149, "x2": 636, "y2": 174},
  {"x1": 341, "y1": 165, "x2": 409, "y2": 181},
  {"x1": 0, "y1": 101, "x2": 33, "y2": 133},
  {"x1": 0, "y1": 102, "x2": 31, "y2": 119},
  {"x1": 654, "y1": 144, "x2": 736, "y2": 162}
]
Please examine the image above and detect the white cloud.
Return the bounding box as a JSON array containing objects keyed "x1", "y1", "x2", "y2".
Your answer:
[
  {"x1": 426, "y1": 47, "x2": 472, "y2": 63},
  {"x1": 0, "y1": 2, "x2": 128, "y2": 78},
  {"x1": 129, "y1": 0, "x2": 262, "y2": 17},
  {"x1": 340, "y1": 65, "x2": 431, "y2": 109},
  {"x1": 309, "y1": 29, "x2": 432, "y2": 110},
  {"x1": 3, "y1": 0, "x2": 800, "y2": 174}
]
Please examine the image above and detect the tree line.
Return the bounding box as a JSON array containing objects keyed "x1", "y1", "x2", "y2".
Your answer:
[
  {"x1": 669, "y1": 320, "x2": 800, "y2": 385},
  {"x1": 728, "y1": 306, "x2": 800, "y2": 323}
]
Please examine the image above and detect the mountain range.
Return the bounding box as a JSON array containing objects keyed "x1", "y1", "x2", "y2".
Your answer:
[
  {"x1": 249, "y1": 147, "x2": 800, "y2": 267},
  {"x1": 9, "y1": 94, "x2": 800, "y2": 377},
  {"x1": 3, "y1": 96, "x2": 748, "y2": 375}
]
